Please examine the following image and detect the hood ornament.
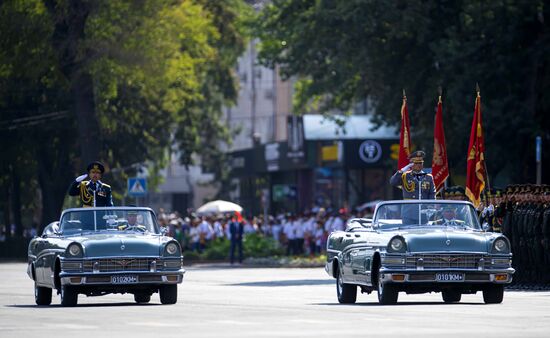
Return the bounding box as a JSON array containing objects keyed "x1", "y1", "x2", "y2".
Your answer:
[
  {"x1": 445, "y1": 239, "x2": 451, "y2": 246},
  {"x1": 120, "y1": 238, "x2": 125, "y2": 251}
]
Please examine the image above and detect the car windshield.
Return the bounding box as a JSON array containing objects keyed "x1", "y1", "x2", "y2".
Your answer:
[
  {"x1": 59, "y1": 208, "x2": 160, "y2": 234},
  {"x1": 373, "y1": 202, "x2": 481, "y2": 231}
]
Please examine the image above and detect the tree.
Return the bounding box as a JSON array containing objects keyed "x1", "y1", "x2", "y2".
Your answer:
[
  {"x1": 0, "y1": 0, "x2": 250, "y2": 231},
  {"x1": 256, "y1": 0, "x2": 550, "y2": 185}
]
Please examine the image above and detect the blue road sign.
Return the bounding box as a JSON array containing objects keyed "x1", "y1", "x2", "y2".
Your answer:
[{"x1": 128, "y1": 177, "x2": 147, "y2": 197}]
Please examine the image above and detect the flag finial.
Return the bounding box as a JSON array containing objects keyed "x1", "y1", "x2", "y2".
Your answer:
[
  {"x1": 402, "y1": 88, "x2": 406, "y2": 98},
  {"x1": 476, "y1": 83, "x2": 480, "y2": 96}
]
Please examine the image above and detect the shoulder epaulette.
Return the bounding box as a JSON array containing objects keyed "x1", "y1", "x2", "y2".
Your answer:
[{"x1": 102, "y1": 183, "x2": 111, "y2": 188}]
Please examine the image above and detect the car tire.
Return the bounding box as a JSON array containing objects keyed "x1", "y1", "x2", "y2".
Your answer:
[
  {"x1": 483, "y1": 285, "x2": 504, "y2": 304},
  {"x1": 336, "y1": 267, "x2": 357, "y2": 304},
  {"x1": 442, "y1": 290, "x2": 462, "y2": 303},
  {"x1": 159, "y1": 285, "x2": 178, "y2": 304},
  {"x1": 60, "y1": 285, "x2": 78, "y2": 307},
  {"x1": 35, "y1": 283, "x2": 52, "y2": 306},
  {"x1": 134, "y1": 293, "x2": 151, "y2": 304},
  {"x1": 377, "y1": 270, "x2": 398, "y2": 305}
]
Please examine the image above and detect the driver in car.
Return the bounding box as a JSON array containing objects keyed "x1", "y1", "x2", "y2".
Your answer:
[
  {"x1": 118, "y1": 211, "x2": 146, "y2": 231},
  {"x1": 435, "y1": 206, "x2": 465, "y2": 226}
]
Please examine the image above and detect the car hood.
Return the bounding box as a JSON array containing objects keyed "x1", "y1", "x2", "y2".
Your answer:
[
  {"x1": 398, "y1": 228, "x2": 493, "y2": 253},
  {"x1": 68, "y1": 234, "x2": 163, "y2": 257}
]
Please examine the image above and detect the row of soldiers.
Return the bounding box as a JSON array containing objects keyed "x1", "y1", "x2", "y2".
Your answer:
[{"x1": 442, "y1": 184, "x2": 550, "y2": 285}]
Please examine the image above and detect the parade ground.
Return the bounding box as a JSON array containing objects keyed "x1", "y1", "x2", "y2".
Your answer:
[{"x1": 1, "y1": 262, "x2": 549, "y2": 337}]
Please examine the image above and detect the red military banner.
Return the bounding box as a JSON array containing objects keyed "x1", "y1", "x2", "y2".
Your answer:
[
  {"x1": 432, "y1": 96, "x2": 449, "y2": 191},
  {"x1": 398, "y1": 93, "x2": 411, "y2": 169},
  {"x1": 465, "y1": 91, "x2": 486, "y2": 207}
]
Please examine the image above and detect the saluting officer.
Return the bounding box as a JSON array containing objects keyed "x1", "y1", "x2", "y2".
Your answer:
[
  {"x1": 390, "y1": 150, "x2": 436, "y2": 200},
  {"x1": 68, "y1": 161, "x2": 113, "y2": 207}
]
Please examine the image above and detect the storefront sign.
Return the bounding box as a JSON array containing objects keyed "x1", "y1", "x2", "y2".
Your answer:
[{"x1": 358, "y1": 140, "x2": 382, "y2": 163}]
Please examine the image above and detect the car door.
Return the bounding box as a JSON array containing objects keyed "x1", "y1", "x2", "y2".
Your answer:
[
  {"x1": 340, "y1": 233, "x2": 356, "y2": 282},
  {"x1": 350, "y1": 231, "x2": 372, "y2": 284},
  {"x1": 31, "y1": 237, "x2": 47, "y2": 284}
]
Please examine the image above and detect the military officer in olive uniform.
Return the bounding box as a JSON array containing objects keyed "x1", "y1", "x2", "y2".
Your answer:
[
  {"x1": 68, "y1": 161, "x2": 113, "y2": 207},
  {"x1": 390, "y1": 151, "x2": 436, "y2": 224}
]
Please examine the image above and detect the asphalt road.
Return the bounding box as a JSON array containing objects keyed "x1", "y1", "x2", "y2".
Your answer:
[{"x1": 1, "y1": 262, "x2": 549, "y2": 338}]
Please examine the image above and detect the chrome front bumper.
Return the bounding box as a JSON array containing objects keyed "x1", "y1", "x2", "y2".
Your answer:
[
  {"x1": 379, "y1": 267, "x2": 515, "y2": 284},
  {"x1": 59, "y1": 269, "x2": 185, "y2": 286}
]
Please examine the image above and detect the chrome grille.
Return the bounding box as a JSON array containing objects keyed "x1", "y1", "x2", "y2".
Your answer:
[
  {"x1": 406, "y1": 254, "x2": 484, "y2": 269},
  {"x1": 83, "y1": 258, "x2": 155, "y2": 272}
]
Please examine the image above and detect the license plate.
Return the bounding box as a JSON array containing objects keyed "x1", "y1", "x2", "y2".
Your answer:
[
  {"x1": 111, "y1": 275, "x2": 138, "y2": 284},
  {"x1": 436, "y1": 273, "x2": 464, "y2": 282}
]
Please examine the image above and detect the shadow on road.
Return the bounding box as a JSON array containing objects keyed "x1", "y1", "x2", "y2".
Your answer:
[
  {"x1": 228, "y1": 279, "x2": 333, "y2": 287},
  {"x1": 310, "y1": 301, "x2": 483, "y2": 306},
  {"x1": 5, "y1": 302, "x2": 162, "y2": 308}
]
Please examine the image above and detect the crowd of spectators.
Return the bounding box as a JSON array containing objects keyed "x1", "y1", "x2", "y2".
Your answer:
[{"x1": 157, "y1": 207, "x2": 374, "y2": 256}]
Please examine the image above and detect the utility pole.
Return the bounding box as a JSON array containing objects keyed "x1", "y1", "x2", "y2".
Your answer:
[{"x1": 536, "y1": 136, "x2": 542, "y2": 184}]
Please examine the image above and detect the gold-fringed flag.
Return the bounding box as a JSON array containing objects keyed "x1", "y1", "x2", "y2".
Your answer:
[
  {"x1": 398, "y1": 91, "x2": 411, "y2": 169},
  {"x1": 465, "y1": 90, "x2": 486, "y2": 207},
  {"x1": 432, "y1": 96, "x2": 449, "y2": 191}
]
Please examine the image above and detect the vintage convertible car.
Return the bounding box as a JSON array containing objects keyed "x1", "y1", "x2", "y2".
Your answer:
[
  {"x1": 27, "y1": 207, "x2": 185, "y2": 306},
  {"x1": 326, "y1": 200, "x2": 514, "y2": 305}
]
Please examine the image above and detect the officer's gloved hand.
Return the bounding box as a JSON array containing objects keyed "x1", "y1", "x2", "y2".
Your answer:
[
  {"x1": 76, "y1": 174, "x2": 88, "y2": 182},
  {"x1": 400, "y1": 163, "x2": 413, "y2": 172}
]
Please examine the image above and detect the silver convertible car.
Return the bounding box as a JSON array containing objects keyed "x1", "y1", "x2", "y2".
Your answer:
[
  {"x1": 326, "y1": 200, "x2": 514, "y2": 305},
  {"x1": 27, "y1": 207, "x2": 185, "y2": 307}
]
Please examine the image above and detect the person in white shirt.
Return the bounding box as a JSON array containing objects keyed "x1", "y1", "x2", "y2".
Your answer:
[
  {"x1": 283, "y1": 215, "x2": 296, "y2": 255},
  {"x1": 271, "y1": 219, "x2": 282, "y2": 246},
  {"x1": 324, "y1": 215, "x2": 334, "y2": 233},
  {"x1": 294, "y1": 216, "x2": 305, "y2": 255},
  {"x1": 331, "y1": 213, "x2": 345, "y2": 232},
  {"x1": 212, "y1": 216, "x2": 225, "y2": 239},
  {"x1": 197, "y1": 217, "x2": 214, "y2": 251}
]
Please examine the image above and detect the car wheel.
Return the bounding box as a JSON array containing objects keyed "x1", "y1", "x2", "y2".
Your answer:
[
  {"x1": 336, "y1": 267, "x2": 357, "y2": 304},
  {"x1": 442, "y1": 290, "x2": 462, "y2": 303},
  {"x1": 134, "y1": 293, "x2": 151, "y2": 304},
  {"x1": 377, "y1": 269, "x2": 398, "y2": 305},
  {"x1": 483, "y1": 285, "x2": 504, "y2": 304},
  {"x1": 159, "y1": 285, "x2": 178, "y2": 304},
  {"x1": 34, "y1": 283, "x2": 52, "y2": 306},
  {"x1": 60, "y1": 285, "x2": 78, "y2": 307}
]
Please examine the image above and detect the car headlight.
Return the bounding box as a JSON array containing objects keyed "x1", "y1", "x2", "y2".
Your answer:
[
  {"x1": 388, "y1": 237, "x2": 407, "y2": 253},
  {"x1": 165, "y1": 242, "x2": 179, "y2": 256},
  {"x1": 67, "y1": 243, "x2": 82, "y2": 257},
  {"x1": 492, "y1": 238, "x2": 509, "y2": 253}
]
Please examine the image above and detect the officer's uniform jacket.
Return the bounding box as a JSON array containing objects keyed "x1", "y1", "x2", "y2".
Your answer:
[
  {"x1": 68, "y1": 180, "x2": 113, "y2": 207},
  {"x1": 390, "y1": 169, "x2": 436, "y2": 200}
]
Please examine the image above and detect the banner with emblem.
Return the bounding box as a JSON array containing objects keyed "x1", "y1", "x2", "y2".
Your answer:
[
  {"x1": 432, "y1": 96, "x2": 449, "y2": 191},
  {"x1": 465, "y1": 90, "x2": 486, "y2": 207},
  {"x1": 398, "y1": 91, "x2": 411, "y2": 169}
]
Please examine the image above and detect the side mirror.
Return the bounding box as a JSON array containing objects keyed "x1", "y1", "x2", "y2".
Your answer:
[
  {"x1": 482, "y1": 222, "x2": 491, "y2": 232},
  {"x1": 41, "y1": 222, "x2": 60, "y2": 237},
  {"x1": 160, "y1": 227, "x2": 168, "y2": 235}
]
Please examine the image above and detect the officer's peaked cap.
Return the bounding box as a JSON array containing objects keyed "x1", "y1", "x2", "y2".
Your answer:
[
  {"x1": 408, "y1": 150, "x2": 426, "y2": 163},
  {"x1": 87, "y1": 161, "x2": 105, "y2": 174}
]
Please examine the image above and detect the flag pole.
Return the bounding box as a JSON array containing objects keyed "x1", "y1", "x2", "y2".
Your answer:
[{"x1": 476, "y1": 84, "x2": 491, "y2": 195}]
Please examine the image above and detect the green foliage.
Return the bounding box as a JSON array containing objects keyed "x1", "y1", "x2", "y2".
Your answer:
[
  {"x1": 202, "y1": 237, "x2": 231, "y2": 260},
  {"x1": 256, "y1": 0, "x2": 550, "y2": 185},
  {"x1": 243, "y1": 233, "x2": 284, "y2": 257},
  {"x1": 0, "y1": 0, "x2": 251, "y2": 227}
]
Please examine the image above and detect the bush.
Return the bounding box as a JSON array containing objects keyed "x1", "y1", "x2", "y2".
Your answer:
[
  {"x1": 202, "y1": 238, "x2": 230, "y2": 260},
  {"x1": 243, "y1": 233, "x2": 284, "y2": 258}
]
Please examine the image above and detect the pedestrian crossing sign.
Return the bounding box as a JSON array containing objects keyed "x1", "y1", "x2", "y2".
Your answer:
[{"x1": 128, "y1": 177, "x2": 147, "y2": 197}]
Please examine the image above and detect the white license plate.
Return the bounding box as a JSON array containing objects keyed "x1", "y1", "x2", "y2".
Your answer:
[
  {"x1": 436, "y1": 273, "x2": 464, "y2": 282},
  {"x1": 111, "y1": 275, "x2": 138, "y2": 284}
]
